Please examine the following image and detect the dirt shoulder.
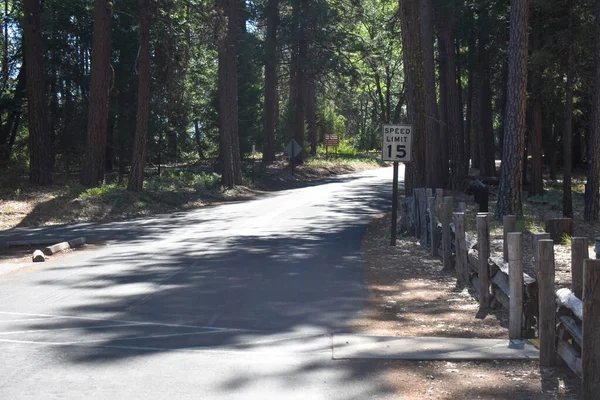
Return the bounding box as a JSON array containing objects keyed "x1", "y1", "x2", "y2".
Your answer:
[{"x1": 358, "y1": 213, "x2": 581, "y2": 399}]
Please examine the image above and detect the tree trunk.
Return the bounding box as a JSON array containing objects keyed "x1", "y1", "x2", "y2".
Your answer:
[
  {"x1": 496, "y1": 0, "x2": 529, "y2": 218},
  {"x1": 23, "y1": 0, "x2": 52, "y2": 185},
  {"x1": 438, "y1": 37, "x2": 449, "y2": 187},
  {"x1": 291, "y1": 0, "x2": 307, "y2": 163},
  {"x1": 456, "y1": 38, "x2": 466, "y2": 174},
  {"x1": 465, "y1": 12, "x2": 475, "y2": 170},
  {"x1": 439, "y1": 9, "x2": 464, "y2": 190},
  {"x1": 81, "y1": 0, "x2": 113, "y2": 187},
  {"x1": 219, "y1": 0, "x2": 242, "y2": 188},
  {"x1": 471, "y1": 70, "x2": 480, "y2": 169},
  {"x1": 586, "y1": 0, "x2": 600, "y2": 220},
  {"x1": 563, "y1": 1, "x2": 574, "y2": 217},
  {"x1": 477, "y1": 6, "x2": 495, "y2": 177},
  {"x1": 127, "y1": 0, "x2": 151, "y2": 192},
  {"x1": 528, "y1": 8, "x2": 544, "y2": 197},
  {"x1": 399, "y1": 0, "x2": 426, "y2": 194},
  {"x1": 306, "y1": 72, "x2": 317, "y2": 155},
  {"x1": 419, "y1": 0, "x2": 441, "y2": 188},
  {"x1": 262, "y1": 0, "x2": 278, "y2": 164}
]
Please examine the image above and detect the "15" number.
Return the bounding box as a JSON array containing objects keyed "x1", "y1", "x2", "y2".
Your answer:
[{"x1": 387, "y1": 144, "x2": 406, "y2": 159}]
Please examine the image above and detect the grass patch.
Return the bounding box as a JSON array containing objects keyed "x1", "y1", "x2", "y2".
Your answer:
[
  {"x1": 305, "y1": 156, "x2": 381, "y2": 169},
  {"x1": 528, "y1": 189, "x2": 562, "y2": 206}
]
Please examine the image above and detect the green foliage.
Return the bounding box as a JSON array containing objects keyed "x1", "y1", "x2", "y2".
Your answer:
[{"x1": 144, "y1": 171, "x2": 222, "y2": 192}]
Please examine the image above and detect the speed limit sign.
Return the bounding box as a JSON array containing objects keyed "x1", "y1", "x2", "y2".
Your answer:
[{"x1": 382, "y1": 124, "x2": 413, "y2": 162}]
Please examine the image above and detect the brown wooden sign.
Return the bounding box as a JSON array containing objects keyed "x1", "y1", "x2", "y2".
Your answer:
[{"x1": 324, "y1": 135, "x2": 339, "y2": 147}]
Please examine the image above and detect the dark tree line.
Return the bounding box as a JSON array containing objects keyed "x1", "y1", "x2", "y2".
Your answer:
[{"x1": 1, "y1": 0, "x2": 600, "y2": 219}]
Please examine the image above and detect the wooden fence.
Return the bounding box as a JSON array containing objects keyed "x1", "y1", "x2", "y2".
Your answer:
[{"x1": 399, "y1": 188, "x2": 600, "y2": 398}]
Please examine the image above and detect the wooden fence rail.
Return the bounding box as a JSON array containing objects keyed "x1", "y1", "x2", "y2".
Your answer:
[{"x1": 399, "y1": 188, "x2": 598, "y2": 394}]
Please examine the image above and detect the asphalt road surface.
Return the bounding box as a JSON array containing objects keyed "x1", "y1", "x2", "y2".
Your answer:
[{"x1": 0, "y1": 167, "x2": 405, "y2": 399}]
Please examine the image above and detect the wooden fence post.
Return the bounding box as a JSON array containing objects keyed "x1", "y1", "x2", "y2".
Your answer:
[
  {"x1": 420, "y1": 190, "x2": 428, "y2": 247},
  {"x1": 429, "y1": 197, "x2": 439, "y2": 257},
  {"x1": 435, "y1": 189, "x2": 444, "y2": 216},
  {"x1": 444, "y1": 196, "x2": 454, "y2": 213},
  {"x1": 442, "y1": 201, "x2": 452, "y2": 271},
  {"x1": 508, "y1": 232, "x2": 523, "y2": 339},
  {"x1": 454, "y1": 212, "x2": 467, "y2": 283},
  {"x1": 532, "y1": 233, "x2": 551, "y2": 266},
  {"x1": 503, "y1": 215, "x2": 517, "y2": 262},
  {"x1": 538, "y1": 239, "x2": 556, "y2": 367},
  {"x1": 476, "y1": 213, "x2": 491, "y2": 308},
  {"x1": 572, "y1": 237, "x2": 589, "y2": 299},
  {"x1": 582, "y1": 259, "x2": 600, "y2": 399}
]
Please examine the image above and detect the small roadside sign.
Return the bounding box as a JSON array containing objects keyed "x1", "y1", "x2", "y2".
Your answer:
[
  {"x1": 324, "y1": 135, "x2": 339, "y2": 147},
  {"x1": 382, "y1": 124, "x2": 413, "y2": 162},
  {"x1": 285, "y1": 139, "x2": 302, "y2": 159}
]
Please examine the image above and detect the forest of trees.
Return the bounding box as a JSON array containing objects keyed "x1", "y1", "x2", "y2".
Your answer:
[{"x1": 1, "y1": 0, "x2": 599, "y2": 220}]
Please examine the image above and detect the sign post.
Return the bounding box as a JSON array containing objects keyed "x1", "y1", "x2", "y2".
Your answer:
[
  {"x1": 382, "y1": 124, "x2": 413, "y2": 246},
  {"x1": 285, "y1": 139, "x2": 302, "y2": 176}
]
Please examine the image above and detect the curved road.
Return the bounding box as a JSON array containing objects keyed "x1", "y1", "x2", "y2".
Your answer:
[{"x1": 0, "y1": 167, "x2": 404, "y2": 399}]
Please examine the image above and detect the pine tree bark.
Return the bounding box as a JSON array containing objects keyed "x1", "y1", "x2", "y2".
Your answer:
[
  {"x1": 80, "y1": 0, "x2": 113, "y2": 187},
  {"x1": 477, "y1": 6, "x2": 495, "y2": 177},
  {"x1": 306, "y1": 72, "x2": 317, "y2": 155},
  {"x1": 419, "y1": 0, "x2": 441, "y2": 188},
  {"x1": 262, "y1": 0, "x2": 278, "y2": 164},
  {"x1": 219, "y1": 0, "x2": 243, "y2": 187},
  {"x1": 529, "y1": 8, "x2": 544, "y2": 197},
  {"x1": 290, "y1": 0, "x2": 307, "y2": 163},
  {"x1": 585, "y1": 0, "x2": 600, "y2": 220},
  {"x1": 496, "y1": 0, "x2": 529, "y2": 218},
  {"x1": 23, "y1": 0, "x2": 52, "y2": 185},
  {"x1": 563, "y1": 0, "x2": 574, "y2": 217},
  {"x1": 465, "y1": 11, "x2": 475, "y2": 168},
  {"x1": 399, "y1": 0, "x2": 426, "y2": 194},
  {"x1": 438, "y1": 37, "x2": 449, "y2": 187},
  {"x1": 439, "y1": 9, "x2": 464, "y2": 189},
  {"x1": 127, "y1": 0, "x2": 151, "y2": 192},
  {"x1": 471, "y1": 70, "x2": 480, "y2": 169}
]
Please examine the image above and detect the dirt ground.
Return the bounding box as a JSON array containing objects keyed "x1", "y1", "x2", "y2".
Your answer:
[{"x1": 358, "y1": 213, "x2": 582, "y2": 399}]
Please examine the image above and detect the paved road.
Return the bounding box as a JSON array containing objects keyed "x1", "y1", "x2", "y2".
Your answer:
[{"x1": 0, "y1": 167, "x2": 403, "y2": 399}]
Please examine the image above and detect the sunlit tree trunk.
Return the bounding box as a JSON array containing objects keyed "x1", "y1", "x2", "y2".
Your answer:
[
  {"x1": 439, "y1": 9, "x2": 464, "y2": 190},
  {"x1": 81, "y1": 0, "x2": 113, "y2": 187},
  {"x1": 128, "y1": 0, "x2": 151, "y2": 192},
  {"x1": 262, "y1": 0, "x2": 278, "y2": 164},
  {"x1": 399, "y1": 0, "x2": 426, "y2": 193},
  {"x1": 419, "y1": 0, "x2": 441, "y2": 188},
  {"x1": 219, "y1": 0, "x2": 243, "y2": 187},
  {"x1": 496, "y1": 0, "x2": 529, "y2": 218}
]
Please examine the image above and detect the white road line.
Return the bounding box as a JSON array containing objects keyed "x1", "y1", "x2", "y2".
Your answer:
[
  {"x1": 0, "y1": 317, "x2": 64, "y2": 323},
  {"x1": 0, "y1": 337, "x2": 332, "y2": 356},
  {"x1": 0, "y1": 323, "x2": 145, "y2": 336},
  {"x1": 0, "y1": 311, "x2": 265, "y2": 333}
]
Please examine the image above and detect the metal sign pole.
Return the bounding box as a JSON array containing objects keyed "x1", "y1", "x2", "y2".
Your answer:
[
  {"x1": 391, "y1": 161, "x2": 399, "y2": 246},
  {"x1": 291, "y1": 140, "x2": 295, "y2": 176}
]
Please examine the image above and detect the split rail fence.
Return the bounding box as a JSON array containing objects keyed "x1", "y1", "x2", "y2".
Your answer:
[{"x1": 399, "y1": 188, "x2": 600, "y2": 399}]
